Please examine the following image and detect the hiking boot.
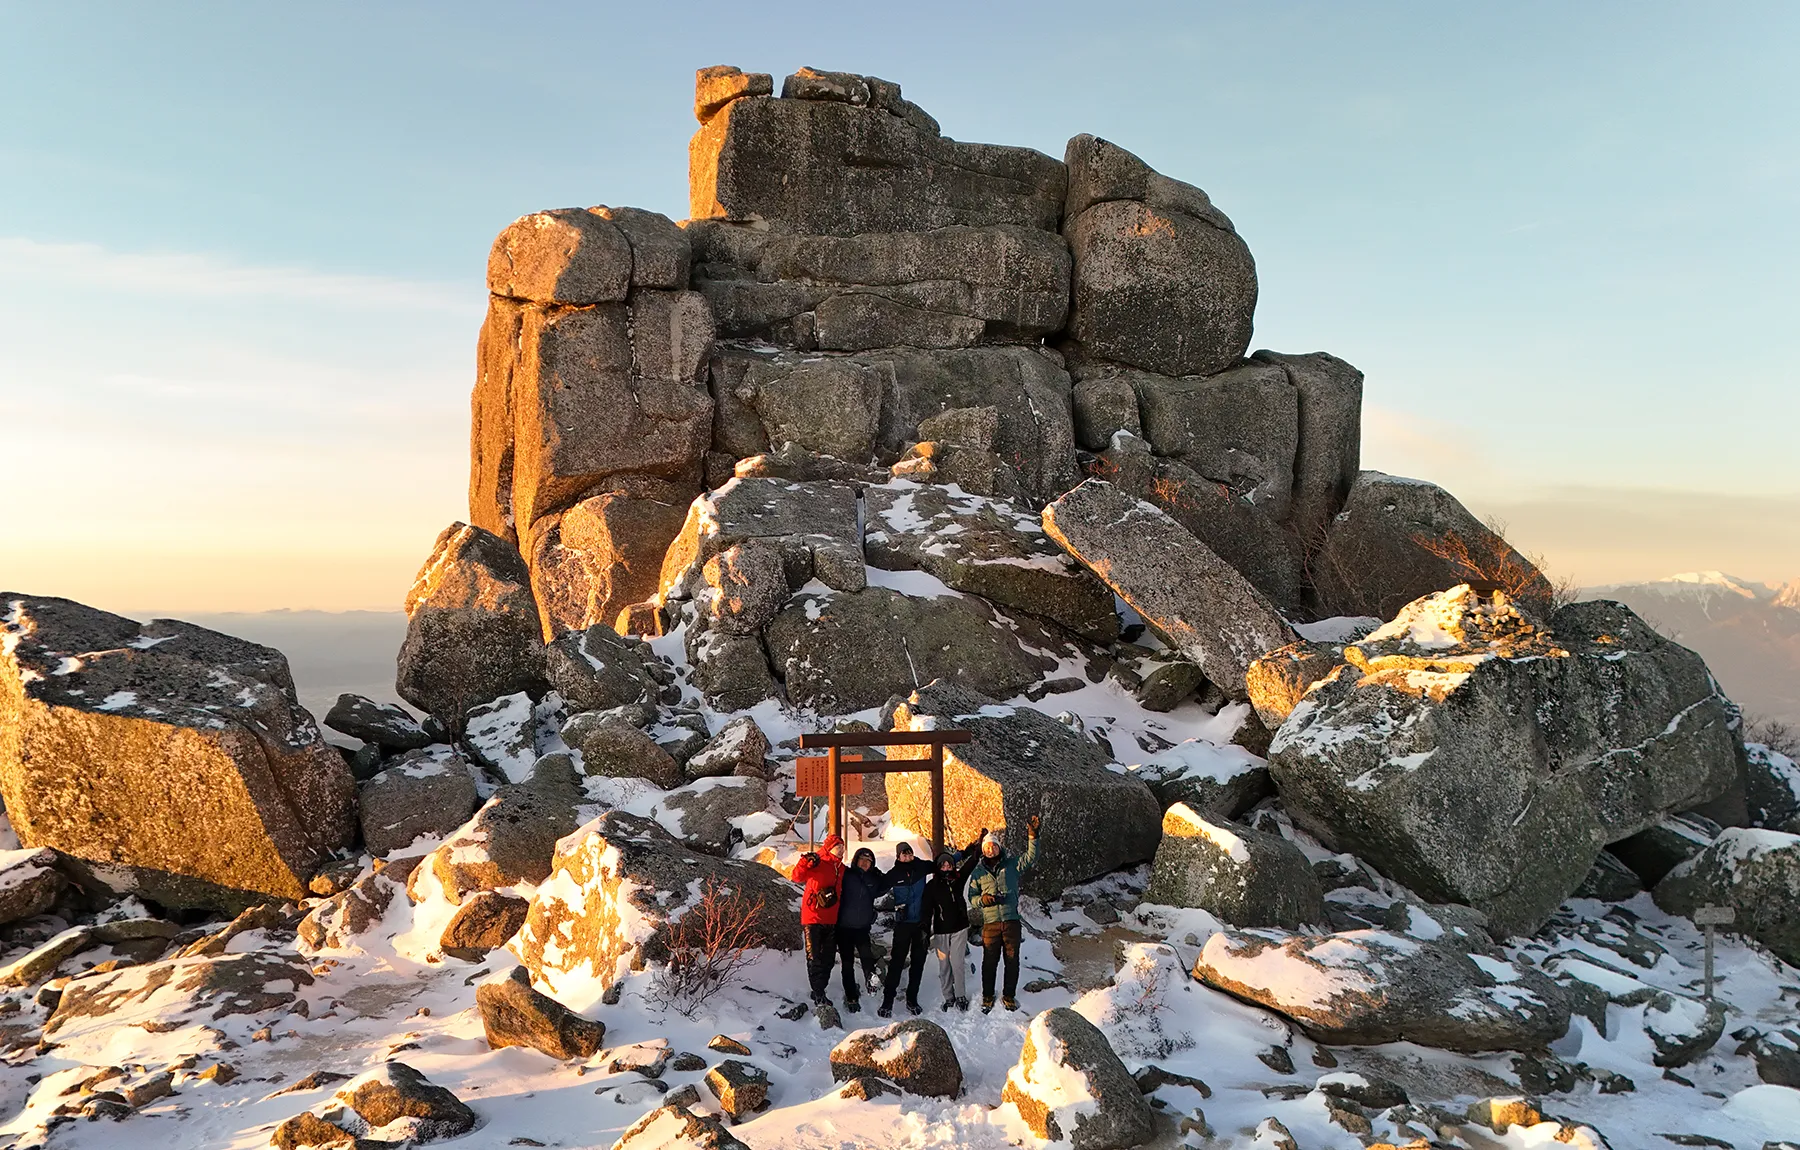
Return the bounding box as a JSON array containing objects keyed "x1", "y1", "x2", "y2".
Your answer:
[
  {"x1": 877, "y1": 1002, "x2": 893, "y2": 1019},
  {"x1": 811, "y1": 991, "x2": 828, "y2": 1006},
  {"x1": 958, "y1": 997, "x2": 972, "y2": 1011},
  {"x1": 906, "y1": 998, "x2": 923, "y2": 1016},
  {"x1": 1003, "y1": 997, "x2": 1020, "y2": 1012},
  {"x1": 981, "y1": 997, "x2": 996, "y2": 1014}
]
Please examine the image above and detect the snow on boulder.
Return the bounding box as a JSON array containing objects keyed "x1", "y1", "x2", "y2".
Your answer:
[
  {"x1": 396, "y1": 523, "x2": 546, "y2": 731},
  {"x1": 1000, "y1": 1007, "x2": 1155, "y2": 1150},
  {"x1": 0, "y1": 848, "x2": 64, "y2": 927},
  {"x1": 1143, "y1": 805, "x2": 1324, "y2": 929},
  {"x1": 886, "y1": 682, "x2": 1161, "y2": 897},
  {"x1": 864, "y1": 481, "x2": 1118, "y2": 643},
  {"x1": 334, "y1": 1061, "x2": 475, "y2": 1143},
  {"x1": 1042, "y1": 479, "x2": 1293, "y2": 698},
  {"x1": 1194, "y1": 927, "x2": 1572, "y2": 1053},
  {"x1": 1746, "y1": 742, "x2": 1800, "y2": 833},
  {"x1": 610, "y1": 1105, "x2": 749, "y2": 1150},
  {"x1": 47, "y1": 951, "x2": 315, "y2": 1040},
  {"x1": 1654, "y1": 828, "x2": 1800, "y2": 966},
  {"x1": 512, "y1": 810, "x2": 800, "y2": 1004},
  {"x1": 684, "y1": 716, "x2": 770, "y2": 780},
  {"x1": 1269, "y1": 586, "x2": 1741, "y2": 936},
  {"x1": 411, "y1": 756, "x2": 593, "y2": 904},
  {"x1": 652, "y1": 776, "x2": 769, "y2": 854},
  {"x1": 658, "y1": 478, "x2": 863, "y2": 602},
  {"x1": 0, "y1": 594, "x2": 356, "y2": 910},
  {"x1": 357, "y1": 746, "x2": 480, "y2": 857},
  {"x1": 829, "y1": 1019, "x2": 963, "y2": 1098},
  {"x1": 545, "y1": 624, "x2": 662, "y2": 714},
  {"x1": 464, "y1": 691, "x2": 538, "y2": 782},
  {"x1": 1612, "y1": 811, "x2": 1721, "y2": 888},
  {"x1": 323, "y1": 693, "x2": 436, "y2": 751},
  {"x1": 1124, "y1": 739, "x2": 1271, "y2": 819}
]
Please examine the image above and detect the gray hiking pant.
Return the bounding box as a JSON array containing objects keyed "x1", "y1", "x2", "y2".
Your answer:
[{"x1": 934, "y1": 931, "x2": 968, "y2": 1002}]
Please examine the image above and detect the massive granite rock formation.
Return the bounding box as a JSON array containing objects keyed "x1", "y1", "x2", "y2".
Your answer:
[
  {"x1": 1269, "y1": 585, "x2": 1741, "y2": 935},
  {"x1": 0, "y1": 595, "x2": 356, "y2": 909}
]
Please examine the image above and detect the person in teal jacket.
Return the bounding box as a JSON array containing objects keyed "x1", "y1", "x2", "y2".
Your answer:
[{"x1": 966, "y1": 814, "x2": 1039, "y2": 1012}]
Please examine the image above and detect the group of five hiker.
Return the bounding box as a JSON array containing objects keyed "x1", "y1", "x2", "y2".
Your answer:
[{"x1": 791, "y1": 815, "x2": 1041, "y2": 1015}]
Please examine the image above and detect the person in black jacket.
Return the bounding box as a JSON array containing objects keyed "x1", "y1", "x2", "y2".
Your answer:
[
  {"x1": 835, "y1": 846, "x2": 890, "y2": 1010},
  {"x1": 877, "y1": 841, "x2": 937, "y2": 1017},
  {"x1": 922, "y1": 831, "x2": 985, "y2": 1011}
]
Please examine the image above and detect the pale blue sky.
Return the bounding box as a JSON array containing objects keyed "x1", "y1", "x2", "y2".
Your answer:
[{"x1": 2, "y1": 2, "x2": 1796, "y2": 610}]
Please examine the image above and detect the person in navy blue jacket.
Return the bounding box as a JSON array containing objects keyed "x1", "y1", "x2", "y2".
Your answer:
[
  {"x1": 835, "y1": 846, "x2": 890, "y2": 1010},
  {"x1": 878, "y1": 841, "x2": 937, "y2": 1017}
]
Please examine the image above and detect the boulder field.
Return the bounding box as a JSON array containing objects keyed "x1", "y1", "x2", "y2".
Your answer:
[{"x1": 0, "y1": 63, "x2": 1791, "y2": 1150}]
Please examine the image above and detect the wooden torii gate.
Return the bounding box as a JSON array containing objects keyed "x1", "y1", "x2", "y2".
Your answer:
[{"x1": 798, "y1": 729, "x2": 971, "y2": 856}]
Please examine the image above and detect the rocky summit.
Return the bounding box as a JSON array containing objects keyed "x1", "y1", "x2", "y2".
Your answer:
[{"x1": 0, "y1": 64, "x2": 1792, "y2": 1150}]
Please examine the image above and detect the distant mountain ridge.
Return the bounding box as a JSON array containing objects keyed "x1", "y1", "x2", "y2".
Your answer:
[{"x1": 1584, "y1": 571, "x2": 1800, "y2": 728}]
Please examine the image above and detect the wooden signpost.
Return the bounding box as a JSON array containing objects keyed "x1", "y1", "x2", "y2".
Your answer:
[
  {"x1": 1693, "y1": 904, "x2": 1735, "y2": 1000},
  {"x1": 796, "y1": 729, "x2": 971, "y2": 856}
]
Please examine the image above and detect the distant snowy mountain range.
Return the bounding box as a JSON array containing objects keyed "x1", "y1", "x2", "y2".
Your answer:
[{"x1": 1585, "y1": 571, "x2": 1800, "y2": 728}]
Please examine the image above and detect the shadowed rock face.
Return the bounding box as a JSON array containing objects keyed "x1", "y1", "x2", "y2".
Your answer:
[
  {"x1": 885, "y1": 682, "x2": 1161, "y2": 897},
  {"x1": 396, "y1": 523, "x2": 546, "y2": 731},
  {"x1": 0, "y1": 594, "x2": 356, "y2": 909},
  {"x1": 1042, "y1": 479, "x2": 1294, "y2": 698},
  {"x1": 1270, "y1": 587, "x2": 1742, "y2": 936}
]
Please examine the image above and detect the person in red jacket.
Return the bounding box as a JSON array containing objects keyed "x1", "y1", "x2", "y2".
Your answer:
[{"x1": 791, "y1": 833, "x2": 847, "y2": 1006}]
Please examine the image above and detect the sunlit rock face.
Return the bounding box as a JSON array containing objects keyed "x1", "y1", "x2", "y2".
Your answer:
[
  {"x1": 1268, "y1": 586, "x2": 1741, "y2": 936},
  {"x1": 0, "y1": 594, "x2": 355, "y2": 909}
]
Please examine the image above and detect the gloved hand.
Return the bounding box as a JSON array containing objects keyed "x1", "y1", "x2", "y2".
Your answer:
[
  {"x1": 966, "y1": 827, "x2": 988, "y2": 853},
  {"x1": 982, "y1": 893, "x2": 1001, "y2": 907},
  {"x1": 802, "y1": 851, "x2": 819, "y2": 865},
  {"x1": 1027, "y1": 814, "x2": 1041, "y2": 837}
]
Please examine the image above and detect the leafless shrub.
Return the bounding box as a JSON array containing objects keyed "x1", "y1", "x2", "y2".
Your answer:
[
  {"x1": 647, "y1": 878, "x2": 767, "y2": 1017},
  {"x1": 1744, "y1": 712, "x2": 1800, "y2": 758},
  {"x1": 1410, "y1": 516, "x2": 1578, "y2": 614}
]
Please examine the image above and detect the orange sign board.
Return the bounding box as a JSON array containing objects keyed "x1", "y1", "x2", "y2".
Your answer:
[{"x1": 795, "y1": 754, "x2": 862, "y2": 798}]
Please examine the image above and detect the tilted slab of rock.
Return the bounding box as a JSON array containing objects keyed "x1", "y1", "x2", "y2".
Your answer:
[
  {"x1": 1096, "y1": 432, "x2": 1306, "y2": 616},
  {"x1": 468, "y1": 286, "x2": 713, "y2": 542},
  {"x1": 1269, "y1": 586, "x2": 1741, "y2": 936},
  {"x1": 1314, "y1": 471, "x2": 1552, "y2": 619},
  {"x1": 658, "y1": 478, "x2": 863, "y2": 602},
  {"x1": 477, "y1": 965, "x2": 605, "y2": 1060},
  {"x1": 1001, "y1": 1007, "x2": 1155, "y2": 1150},
  {"x1": 886, "y1": 682, "x2": 1160, "y2": 896},
  {"x1": 1195, "y1": 927, "x2": 1572, "y2": 1053},
  {"x1": 1042, "y1": 480, "x2": 1294, "y2": 698},
  {"x1": 47, "y1": 951, "x2": 315, "y2": 1038},
  {"x1": 763, "y1": 588, "x2": 1057, "y2": 716},
  {"x1": 1062, "y1": 134, "x2": 1256, "y2": 379},
  {"x1": 1746, "y1": 742, "x2": 1800, "y2": 833},
  {"x1": 864, "y1": 481, "x2": 1119, "y2": 643},
  {"x1": 396, "y1": 523, "x2": 546, "y2": 731},
  {"x1": 690, "y1": 69, "x2": 1065, "y2": 236},
  {"x1": 1251, "y1": 350, "x2": 1363, "y2": 549},
  {"x1": 527, "y1": 490, "x2": 690, "y2": 640},
  {"x1": 513, "y1": 811, "x2": 800, "y2": 1001},
  {"x1": 689, "y1": 220, "x2": 1070, "y2": 348},
  {"x1": 1143, "y1": 804, "x2": 1324, "y2": 929},
  {"x1": 545, "y1": 624, "x2": 662, "y2": 714},
  {"x1": 1654, "y1": 828, "x2": 1800, "y2": 967},
  {"x1": 0, "y1": 595, "x2": 355, "y2": 909},
  {"x1": 1126, "y1": 739, "x2": 1273, "y2": 819},
  {"x1": 1131, "y1": 359, "x2": 1299, "y2": 518}
]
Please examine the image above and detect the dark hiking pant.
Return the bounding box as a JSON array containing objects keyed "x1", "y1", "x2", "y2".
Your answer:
[
  {"x1": 882, "y1": 922, "x2": 930, "y2": 1005},
  {"x1": 804, "y1": 924, "x2": 837, "y2": 1000},
  {"x1": 836, "y1": 925, "x2": 876, "y2": 999},
  {"x1": 980, "y1": 920, "x2": 1022, "y2": 1001}
]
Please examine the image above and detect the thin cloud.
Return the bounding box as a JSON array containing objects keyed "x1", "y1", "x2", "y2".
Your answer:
[{"x1": 0, "y1": 235, "x2": 479, "y2": 314}]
